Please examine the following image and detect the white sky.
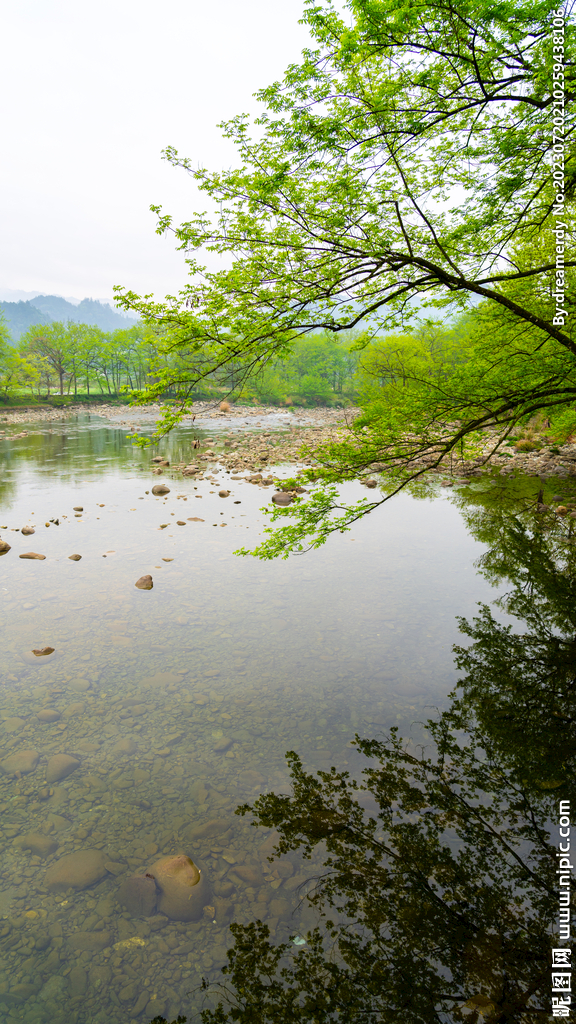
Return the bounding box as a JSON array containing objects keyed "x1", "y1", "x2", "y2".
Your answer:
[{"x1": 1, "y1": 0, "x2": 309, "y2": 303}]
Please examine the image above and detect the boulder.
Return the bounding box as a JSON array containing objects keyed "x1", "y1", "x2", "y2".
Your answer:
[
  {"x1": 148, "y1": 854, "x2": 209, "y2": 921},
  {"x1": 117, "y1": 873, "x2": 158, "y2": 916},
  {"x1": 46, "y1": 754, "x2": 80, "y2": 783},
  {"x1": 272, "y1": 492, "x2": 294, "y2": 506},
  {"x1": 0, "y1": 749, "x2": 39, "y2": 776},
  {"x1": 44, "y1": 849, "x2": 108, "y2": 891},
  {"x1": 0, "y1": 539, "x2": 11, "y2": 554},
  {"x1": 151, "y1": 484, "x2": 170, "y2": 496},
  {"x1": 21, "y1": 526, "x2": 35, "y2": 536},
  {"x1": 135, "y1": 575, "x2": 153, "y2": 590}
]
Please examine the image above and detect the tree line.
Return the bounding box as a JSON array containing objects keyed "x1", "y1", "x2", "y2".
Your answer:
[{"x1": 0, "y1": 316, "x2": 367, "y2": 406}]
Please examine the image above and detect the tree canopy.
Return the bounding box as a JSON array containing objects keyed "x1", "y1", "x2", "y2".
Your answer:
[{"x1": 114, "y1": 0, "x2": 576, "y2": 553}]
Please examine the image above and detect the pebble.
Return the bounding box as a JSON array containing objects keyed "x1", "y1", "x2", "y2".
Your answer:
[
  {"x1": 44, "y1": 849, "x2": 108, "y2": 891},
  {"x1": 135, "y1": 574, "x2": 153, "y2": 590},
  {"x1": 19, "y1": 551, "x2": 46, "y2": 559},
  {"x1": 73, "y1": 506, "x2": 84, "y2": 511}
]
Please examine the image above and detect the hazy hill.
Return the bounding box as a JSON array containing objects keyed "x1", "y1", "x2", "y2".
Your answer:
[
  {"x1": 0, "y1": 295, "x2": 138, "y2": 340},
  {"x1": 0, "y1": 301, "x2": 52, "y2": 339}
]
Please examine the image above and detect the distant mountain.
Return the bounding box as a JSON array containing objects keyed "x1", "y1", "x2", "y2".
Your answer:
[
  {"x1": 0, "y1": 295, "x2": 139, "y2": 340},
  {"x1": 0, "y1": 301, "x2": 52, "y2": 340}
]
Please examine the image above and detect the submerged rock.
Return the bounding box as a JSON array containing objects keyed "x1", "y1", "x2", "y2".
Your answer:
[
  {"x1": 135, "y1": 575, "x2": 153, "y2": 590},
  {"x1": 0, "y1": 749, "x2": 40, "y2": 776},
  {"x1": 46, "y1": 754, "x2": 80, "y2": 783},
  {"x1": 148, "y1": 854, "x2": 208, "y2": 921},
  {"x1": 44, "y1": 849, "x2": 108, "y2": 891},
  {"x1": 68, "y1": 931, "x2": 111, "y2": 951},
  {"x1": 32, "y1": 647, "x2": 55, "y2": 657},
  {"x1": 14, "y1": 832, "x2": 58, "y2": 858},
  {"x1": 117, "y1": 873, "x2": 158, "y2": 916},
  {"x1": 111, "y1": 736, "x2": 138, "y2": 755},
  {"x1": 36, "y1": 709, "x2": 61, "y2": 723}
]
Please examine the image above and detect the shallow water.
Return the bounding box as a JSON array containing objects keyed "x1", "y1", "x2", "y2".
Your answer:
[{"x1": 0, "y1": 414, "x2": 521, "y2": 1022}]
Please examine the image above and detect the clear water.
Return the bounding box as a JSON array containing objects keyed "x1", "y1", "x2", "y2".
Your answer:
[{"x1": 0, "y1": 414, "x2": 504, "y2": 1023}]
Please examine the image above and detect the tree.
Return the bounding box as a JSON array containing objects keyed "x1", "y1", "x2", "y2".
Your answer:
[
  {"x1": 20, "y1": 322, "x2": 75, "y2": 396},
  {"x1": 0, "y1": 315, "x2": 38, "y2": 401},
  {"x1": 115, "y1": 0, "x2": 576, "y2": 551}
]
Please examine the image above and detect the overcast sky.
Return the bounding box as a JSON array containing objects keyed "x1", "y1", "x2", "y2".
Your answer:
[{"x1": 1, "y1": 0, "x2": 309, "y2": 304}]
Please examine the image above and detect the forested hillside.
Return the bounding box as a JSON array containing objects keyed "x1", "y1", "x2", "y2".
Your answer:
[{"x1": 0, "y1": 295, "x2": 138, "y2": 340}]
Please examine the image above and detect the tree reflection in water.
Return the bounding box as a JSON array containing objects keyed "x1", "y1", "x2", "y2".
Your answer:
[{"x1": 168, "y1": 480, "x2": 575, "y2": 1024}]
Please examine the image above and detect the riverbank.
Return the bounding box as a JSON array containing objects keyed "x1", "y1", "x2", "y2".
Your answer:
[{"x1": 1, "y1": 401, "x2": 575, "y2": 480}]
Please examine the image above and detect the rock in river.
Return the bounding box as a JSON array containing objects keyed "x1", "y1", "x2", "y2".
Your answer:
[
  {"x1": 19, "y1": 551, "x2": 46, "y2": 560},
  {"x1": 46, "y1": 754, "x2": 80, "y2": 782},
  {"x1": 148, "y1": 854, "x2": 209, "y2": 921},
  {"x1": 14, "y1": 832, "x2": 58, "y2": 857},
  {"x1": 67, "y1": 930, "x2": 111, "y2": 951},
  {"x1": 68, "y1": 553, "x2": 82, "y2": 561},
  {"x1": 272, "y1": 492, "x2": 294, "y2": 506},
  {"x1": 32, "y1": 647, "x2": 55, "y2": 657},
  {"x1": 117, "y1": 873, "x2": 158, "y2": 916},
  {"x1": 111, "y1": 736, "x2": 138, "y2": 755},
  {"x1": 0, "y1": 539, "x2": 11, "y2": 554},
  {"x1": 135, "y1": 575, "x2": 153, "y2": 590},
  {"x1": 36, "y1": 709, "x2": 61, "y2": 723},
  {"x1": 151, "y1": 484, "x2": 170, "y2": 496},
  {"x1": 44, "y1": 849, "x2": 108, "y2": 891},
  {"x1": 21, "y1": 526, "x2": 35, "y2": 535},
  {"x1": 0, "y1": 749, "x2": 40, "y2": 776}
]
